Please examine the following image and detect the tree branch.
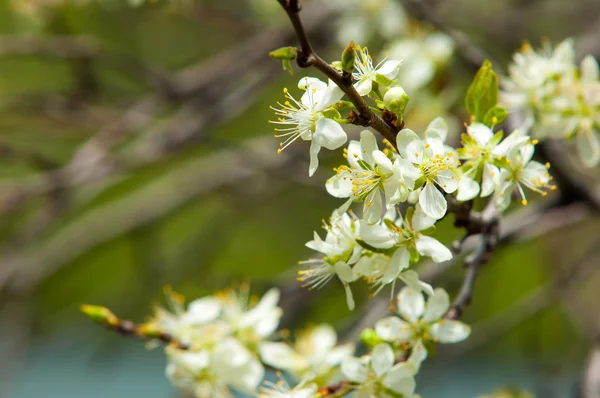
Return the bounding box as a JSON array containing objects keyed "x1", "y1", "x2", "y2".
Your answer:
[{"x1": 276, "y1": 0, "x2": 399, "y2": 144}]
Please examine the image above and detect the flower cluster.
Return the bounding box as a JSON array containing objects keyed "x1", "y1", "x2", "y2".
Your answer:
[{"x1": 502, "y1": 39, "x2": 600, "y2": 167}]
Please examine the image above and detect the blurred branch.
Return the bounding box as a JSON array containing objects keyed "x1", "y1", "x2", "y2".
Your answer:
[
  {"x1": 444, "y1": 237, "x2": 600, "y2": 358},
  {"x1": 0, "y1": 138, "x2": 300, "y2": 295},
  {"x1": 399, "y1": 0, "x2": 493, "y2": 71}
]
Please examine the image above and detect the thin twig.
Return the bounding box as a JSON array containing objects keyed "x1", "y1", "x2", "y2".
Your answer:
[{"x1": 276, "y1": 0, "x2": 399, "y2": 144}]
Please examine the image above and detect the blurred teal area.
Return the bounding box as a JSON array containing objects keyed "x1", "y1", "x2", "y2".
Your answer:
[{"x1": 0, "y1": 0, "x2": 599, "y2": 397}]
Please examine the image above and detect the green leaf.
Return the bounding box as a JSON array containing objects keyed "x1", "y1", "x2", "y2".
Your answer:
[
  {"x1": 489, "y1": 130, "x2": 504, "y2": 146},
  {"x1": 465, "y1": 60, "x2": 499, "y2": 123},
  {"x1": 357, "y1": 159, "x2": 374, "y2": 171},
  {"x1": 375, "y1": 73, "x2": 395, "y2": 87},
  {"x1": 360, "y1": 328, "x2": 384, "y2": 348},
  {"x1": 321, "y1": 108, "x2": 341, "y2": 119},
  {"x1": 405, "y1": 206, "x2": 415, "y2": 225},
  {"x1": 424, "y1": 339, "x2": 437, "y2": 356},
  {"x1": 483, "y1": 106, "x2": 508, "y2": 127},
  {"x1": 409, "y1": 246, "x2": 420, "y2": 264},
  {"x1": 282, "y1": 59, "x2": 293, "y2": 75}
]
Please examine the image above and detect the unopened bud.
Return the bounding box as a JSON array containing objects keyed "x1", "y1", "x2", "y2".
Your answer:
[
  {"x1": 341, "y1": 41, "x2": 355, "y2": 74},
  {"x1": 384, "y1": 86, "x2": 409, "y2": 114},
  {"x1": 269, "y1": 46, "x2": 298, "y2": 61},
  {"x1": 81, "y1": 304, "x2": 119, "y2": 327},
  {"x1": 360, "y1": 328, "x2": 384, "y2": 348}
]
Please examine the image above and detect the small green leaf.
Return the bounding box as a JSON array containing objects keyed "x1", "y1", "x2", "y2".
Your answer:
[
  {"x1": 405, "y1": 207, "x2": 415, "y2": 225},
  {"x1": 357, "y1": 159, "x2": 374, "y2": 171},
  {"x1": 375, "y1": 73, "x2": 395, "y2": 87},
  {"x1": 409, "y1": 247, "x2": 420, "y2": 264},
  {"x1": 489, "y1": 130, "x2": 504, "y2": 146},
  {"x1": 465, "y1": 60, "x2": 499, "y2": 122},
  {"x1": 483, "y1": 106, "x2": 508, "y2": 127},
  {"x1": 282, "y1": 59, "x2": 293, "y2": 75},
  {"x1": 360, "y1": 328, "x2": 384, "y2": 348},
  {"x1": 322, "y1": 108, "x2": 341, "y2": 119}
]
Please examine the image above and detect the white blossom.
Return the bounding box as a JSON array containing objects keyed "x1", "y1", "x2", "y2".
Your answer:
[
  {"x1": 270, "y1": 77, "x2": 346, "y2": 176},
  {"x1": 353, "y1": 45, "x2": 402, "y2": 96},
  {"x1": 494, "y1": 143, "x2": 555, "y2": 209},
  {"x1": 259, "y1": 324, "x2": 354, "y2": 381},
  {"x1": 341, "y1": 343, "x2": 423, "y2": 398},
  {"x1": 396, "y1": 118, "x2": 459, "y2": 219},
  {"x1": 166, "y1": 338, "x2": 264, "y2": 398},
  {"x1": 258, "y1": 377, "x2": 317, "y2": 398},
  {"x1": 358, "y1": 205, "x2": 452, "y2": 281},
  {"x1": 326, "y1": 130, "x2": 418, "y2": 224},
  {"x1": 375, "y1": 287, "x2": 471, "y2": 348},
  {"x1": 298, "y1": 211, "x2": 361, "y2": 310}
]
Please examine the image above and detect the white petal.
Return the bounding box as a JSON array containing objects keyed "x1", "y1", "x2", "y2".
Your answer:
[
  {"x1": 396, "y1": 287, "x2": 425, "y2": 323},
  {"x1": 382, "y1": 248, "x2": 410, "y2": 284},
  {"x1": 184, "y1": 297, "x2": 222, "y2": 325},
  {"x1": 430, "y1": 320, "x2": 471, "y2": 343},
  {"x1": 375, "y1": 316, "x2": 414, "y2": 342},
  {"x1": 309, "y1": 324, "x2": 337, "y2": 352},
  {"x1": 581, "y1": 55, "x2": 599, "y2": 83},
  {"x1": 467, "y1": 123, "x2": 493, "y2": 146},
  {"x1": 419, "y1": 183, "x2": 447, "y2": 219},
  {"x1": 259, "y1": 342, "x2": 300, "y2": 370},
  {"x1": 422, "y1": 288, "x2": 450, "y2": 323},
  {"x1": 481, "y1": 162, "x2": 500, "y2": 197},
  {"x1": 456, "y1": 175, "x2": 480, "y2": 201},
  {"x1": 377, "y1": 60, "x2": 402, "y2": 79},
  {"x1": 396, "y1": 129, "x2": 424, "y2": 164},
  {"x1": 355, "y1": 78, "x2": 373, "y2": 96},
  {"x1": 363, "y1": 190, "x2": 383, "y2": 224},
  {"x1": 317, "y1": 80, "x2": 345, "y2": 109},
  {"x1": 326, "y1": 343, "x2": 355, "y2": 366},
  {"x1": 326, "y1": 170, "x2": 354, "y2": 198},
  {"x1": 436, "y1": 169, "x2": 458, "y2": 193},
  {"x1": 335, "y1": 262, "x2": 356, "y2": 283},
  {"x1": 408, "y1": 339, "x2": 427, "y2": 370},
  {"x1": 398, "y1": 270, "x2": 434, "y2": 296},
  {"x1": 341, "y1": 357, "x2": 368, "y2": 383},
  {"x1": 359, "y1": 220, "x2": 396, "y2": 248},
  {"x1": 298, "y1": 77, "x2": 326, "y2": 91},
  {"x1": 426, "y1": 117, "x2": 449, "y2": 142},
  {"x1": 415, "y1": 235, "x2": 452, "y2": 263},
  {"x1": 313, "y1": 117, "x2": 347, "y2": 150},
  {"x1": 383, "y1": 367, "x2": 416, "y2": 395},
  {"x1": 347, "y1": 140, "x2": 362, "y2": 169},
  {"x1": 360, "y1": 130, "x2": 379, "y2": 164},
  {"x1": 371, "y1": 343, "x2": 394, "y2": 377},
  {"x1": 576, "y1": 128, "x2": 600, "y2": 167},
  {"x1": 412, "y1": 203, "x2": 436, "y2": 231},
  {"x1": 308, "y1": 141, "x2": 321, "y2": 177},
  {"x1": 373, "y1": 150, "x2": 394, "y2": 173}
]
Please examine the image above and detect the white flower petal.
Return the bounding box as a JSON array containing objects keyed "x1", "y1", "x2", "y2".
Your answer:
[
  {"x1": 309, "y1": 324, "x2": 337, "y2": 352},
  {"x1": 375, "y1": 316, "x2": 414, "y2": 342},
  {"x1": 313, "y1": 117, "x2": 347, "y2": 150},
  {"x1": 184, "y1": 297, "x2": 222, "y2": 325},
  {"x1": 373, "y1": 150, "x2": 394, "y2": 173},
  {"x1": 326, "y1": 343, "x2": 355, "y2": 366},
  {"x1": 359, "y1": 220, "x2": 396, "y2": 248},
  {"x1": 467, "y1": 123, "x2": 493, "y2": 146},
  {"x1": 408, "y1": 339, "x2": 428, "y2": 370},
  {"x1": 378, "y1": 60, "x2": 402, "y2": 79},
  {"x1": 326, "y1": 170, "x2": 354, "y2": 198},
  {"x1": 383, "y1": 248, "x2": 410, "y2": 284},
  {"x1": 456, "y1": 175, "x2": 480, "y2": 201},
  {"x1": 360, "y1": 130, "x2": 379, "y2": 164},
  {"x1": 422, "y1": 288, "x2": 450, "y2": 323},
  {"x1": 430, "y1": 320, "x2": 471, "y2": 343},
  {"x1": 426, "y1": 117, "x2": 449, "y2": 142},
  {"x1": 355, "y1": 78, "x2": 373, "y2": 96},
  {"x1": 576, "y1": 128, "x2": 600, "y2": 167},
  {"x1": 363, "y1": 190, "x2": 383, "y2": 224},
  {"x1": 397, "y1": 129, "x2": 424, "y2": 164},
  {"x1": 398, "y1": 270, "x2": 434, "y2": 296},
  {"x1": 481, "y1": 163, "x2": 500, "y2": 197},
  {"x1": 383, "y1": 367, "x2": 416, "y2": 395},
  {"x1": 396, "y1": 287, "x2": 425, "y2": 323},
  {"x1": 415, "y1": 235, "x2": 452, "y2": 263},
  {"x1": 436, "y1": 169, "x2": 458, "y2": 193},
  {"x1": 419, "y1": 183, "x2": 447, "y2": 219},
  {"x1": 371, "y1": 343, "x2": 395, "y2": 377},
  {"x1": 259, "y1": 342, "x2": 300, "y2": 370},
  {"x1": 341, "y1": 357, "x2": 368, "y2": 383},
  {"x1": 308, "y1": 141, "x2": 321, "y2": 177},
  {"x1": 581, "y1": 55, "x2": 599, "y2": 83},
  {"x1": 412, "y1": 203, "x2": 436, "y2": 231}
]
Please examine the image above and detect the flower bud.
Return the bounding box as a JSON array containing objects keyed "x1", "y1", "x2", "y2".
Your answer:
[
  {"x1": 341, "y1": 41, "x2": 355, "y2": 74},
  {"x1": 360, "y1": 328, "x2": 384, "y2": 349},
  {"x1": 81, "y1": 304, "x2": 119, "y2": 327},
  {"x1": 384, "y1": 86, "x2": 409, "y2": 114},
  {"x1": 268, "y1": 46, "x2": 298, "y2": 61}
]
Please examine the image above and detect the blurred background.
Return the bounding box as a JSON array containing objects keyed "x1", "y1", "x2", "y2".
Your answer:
[{"x1": 0, "y1": 0, "x2": 600, "y2": 397}]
